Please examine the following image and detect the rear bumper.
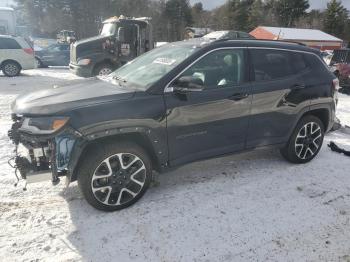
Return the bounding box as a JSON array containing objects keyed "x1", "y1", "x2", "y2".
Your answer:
[{"x1": 69, "y1": 62, "x2": 93, "y2": 77}]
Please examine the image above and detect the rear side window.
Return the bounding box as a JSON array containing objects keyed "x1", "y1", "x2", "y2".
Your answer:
[
  {"x1": 290, "y1": 52, "x2": 309, "y2": 73},
  {"x1": 251, "y1": 49, "x2": 308, "y2": 81},
  {"x1": 0, "y1": 38, "x2": 21, "y2": 49}
]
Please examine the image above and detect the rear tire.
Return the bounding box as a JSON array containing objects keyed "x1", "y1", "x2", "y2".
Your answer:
[
  {"x1": 77, "y1": 141, "x2": 152, "y2": 212},
  {"x1": 280, "y1": 115, "x2": 324, "y2": 164},
  {"x1": 93, "y1": 63, "x2": 113, "y2": 76},
  {"x1": 2, "y1": 61, "x2": 21, "y2": 77},
  {"x1": 35, "y1": 57, "x2": 43, "y2": 68}
]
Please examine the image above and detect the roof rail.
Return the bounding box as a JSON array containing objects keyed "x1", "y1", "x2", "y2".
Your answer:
[{"x1": 211, "y1": 38, "x2": 307, "y2": 46}]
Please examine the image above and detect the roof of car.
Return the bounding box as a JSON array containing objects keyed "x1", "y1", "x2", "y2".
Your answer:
[{"x1": 169, "y1": 38, "x2": 320, "y2": 54}]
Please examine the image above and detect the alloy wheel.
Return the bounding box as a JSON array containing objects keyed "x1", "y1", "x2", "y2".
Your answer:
[
  {"x1": 91, "y1": 153, "x2": 147, "y2": 206},
  {"x1": 295, "y1": 122, "x2": 322, "y2": 160},
  {"x1": 4, "y1": 63, "x2": 19, "y2": 76},
  {"x1": 98, "y1": 67, "x2": 113, "y2": 76}
]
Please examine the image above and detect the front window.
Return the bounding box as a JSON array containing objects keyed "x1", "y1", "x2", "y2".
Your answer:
[
  {"x1": 107, "y1": 44, "x2": 200, "y2": 90},
  {"x1": 178, "y1": 49, "x2": 246, "y2": 89},
  {"x1": 100, "y1": 23, "x2": 117, "y2": 36}
]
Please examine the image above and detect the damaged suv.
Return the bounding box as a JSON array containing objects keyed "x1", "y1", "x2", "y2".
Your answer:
[{"x1": 9, "y1": 39, "x2": 338, "y2": 211}]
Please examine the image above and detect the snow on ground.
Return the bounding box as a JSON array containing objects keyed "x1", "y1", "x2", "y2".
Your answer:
[{"x1": 0, "y1": 69, "x2": 350, "y2": 262}]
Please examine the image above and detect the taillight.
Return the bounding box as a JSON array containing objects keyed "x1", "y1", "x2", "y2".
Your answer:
[
  {"x1": 23, "y1": 48, "x2": 34, "y2": 55},
  {"x1": 332, "y1": 78, "x2": 340, "y2": 91}
]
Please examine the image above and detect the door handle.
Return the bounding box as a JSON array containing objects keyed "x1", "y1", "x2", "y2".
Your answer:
[
  {"x1": 291, "y1": 84, "x2": 306, "y2": 90},
  {"x1": 229, "y1": 93, "x2": 249, "y2": 101}
]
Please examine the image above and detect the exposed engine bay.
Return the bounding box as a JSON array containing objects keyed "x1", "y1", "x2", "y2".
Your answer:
[{"x1": 8, "y1": 114, "x2": 78, "y2": 189}]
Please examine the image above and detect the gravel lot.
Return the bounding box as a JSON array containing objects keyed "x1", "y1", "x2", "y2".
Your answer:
[{"x1": 1, "y1": 68, "x2": 350, "y2": 262}]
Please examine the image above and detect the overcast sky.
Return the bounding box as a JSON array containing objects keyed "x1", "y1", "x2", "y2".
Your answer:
[
  {"x1": 190, "y1": 0, "x2": 350, "y2": 10},
  {"x1": 1, "y1": 0, "x2": 350, "y2": 11}
]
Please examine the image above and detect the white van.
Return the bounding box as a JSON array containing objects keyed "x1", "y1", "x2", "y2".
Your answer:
[{"x1": 0, "y1": 35, "x2": 35, "y2": 76}]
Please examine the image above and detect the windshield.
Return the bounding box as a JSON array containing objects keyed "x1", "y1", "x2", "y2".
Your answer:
[
  {"x1": 108, "y1": 44, "x2": 200, "y2": 90},
  {"x1": 100, "y1": 23, "x2": 117, "y2": 36}
]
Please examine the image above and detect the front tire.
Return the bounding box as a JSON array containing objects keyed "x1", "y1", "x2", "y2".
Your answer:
[
  {"x1": 2, "y1": 61, "x2": 21, "y2": 77},
  {"x1": 93, "y1": 63, "x2": 113, "y2": 76},
  {"x1": 280, "y1": 115, "x2": 324, "y2": 164},
  {"x1": 77, "y1": 141, "x2": 152, "y2": 211}
]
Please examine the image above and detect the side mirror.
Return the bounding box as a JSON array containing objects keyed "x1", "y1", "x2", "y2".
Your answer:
[
  {"x1": 118, "y1": 27, "x2": 125, "y2": 42},
  {"x1": 172, "y1": 76, "x2": 204, "y2": 93}
]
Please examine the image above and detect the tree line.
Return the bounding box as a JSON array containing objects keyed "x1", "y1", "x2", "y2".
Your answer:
[{"x1": 13, "y1": 0, "x2": 350, "y2": 42}]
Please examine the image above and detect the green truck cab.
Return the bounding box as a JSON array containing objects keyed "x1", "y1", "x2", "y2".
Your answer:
[{"x1": 69, "y1": 16, "x2": 154, "y2": 77}]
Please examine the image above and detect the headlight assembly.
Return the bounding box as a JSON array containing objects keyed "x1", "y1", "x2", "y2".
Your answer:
[
  {"x1": 20, "y1": 117, "x2": 69, "y2": 134},
  {"x1": 77, "y1": 59, "x2": 91, "y2": 66}
]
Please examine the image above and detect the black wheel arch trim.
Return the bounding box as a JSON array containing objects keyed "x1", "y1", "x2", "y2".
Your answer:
[
  {"x1": 288, "y1": 104, "x2": 332, "y2": 140},
  {"x1": 68, "y1": 124, "x2": 168, "y2": 182}
]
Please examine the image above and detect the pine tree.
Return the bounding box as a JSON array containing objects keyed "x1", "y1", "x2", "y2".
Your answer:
[
  {"x1": 164, "y1": 0, "x2": 192, "y2": 41},
  {"x1": 273, "y1": 0, "x2": 310, "y2": 27},
  {"x1": 248, "y1": 0, "x2": 265, "y2": 30},
  {"x1": 324, "y1": 0, "x2": 348, "y2": 38}
]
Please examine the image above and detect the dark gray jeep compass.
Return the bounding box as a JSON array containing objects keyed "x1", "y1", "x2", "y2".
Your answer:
[{"x1": 8, "y1": 39, "x2": 338, "y2": 211}]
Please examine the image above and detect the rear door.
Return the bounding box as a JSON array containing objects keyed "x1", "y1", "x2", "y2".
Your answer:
[
  {"x1": 246, "y1": 48, "x2": 311, "y2": 148},
  {"x1": 165, "y1": 48, "x2": 252, "y2": 166}
]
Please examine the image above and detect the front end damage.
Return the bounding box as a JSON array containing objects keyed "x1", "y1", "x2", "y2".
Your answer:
[{"x1": 8, "y1": 114, "x2": 81, "y2": 189}]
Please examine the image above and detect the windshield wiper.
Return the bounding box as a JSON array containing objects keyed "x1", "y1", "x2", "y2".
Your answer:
[{"x1": 112, "y1": 75, "x2": 127, "y2": 83}]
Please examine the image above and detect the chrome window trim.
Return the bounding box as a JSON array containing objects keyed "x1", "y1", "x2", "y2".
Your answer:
[{"x1": 164, "y1": 46, "x2": 328, "y2": 93}]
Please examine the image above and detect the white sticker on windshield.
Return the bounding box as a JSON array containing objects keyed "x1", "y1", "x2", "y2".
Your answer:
[{"x1": 153, "y1": 57, "x2": 176, "y2": 65}]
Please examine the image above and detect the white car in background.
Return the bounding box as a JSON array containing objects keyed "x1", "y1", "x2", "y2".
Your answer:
[{"x1": 0, "y1": 35, "x2": 35, "y2": 76}]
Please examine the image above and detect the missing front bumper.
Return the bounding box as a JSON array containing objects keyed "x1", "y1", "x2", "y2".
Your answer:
[
  {"x1": 12, "y1": 146, "x2": 61, "y2": 187},
  {"x1": 8, "y1": 116, "x2": 82, "y2": 188}
]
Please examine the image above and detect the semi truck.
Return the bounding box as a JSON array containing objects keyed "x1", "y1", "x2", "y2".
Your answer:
[{"x1": 69, "y1": 15, "x2": 154, "y2": 77}]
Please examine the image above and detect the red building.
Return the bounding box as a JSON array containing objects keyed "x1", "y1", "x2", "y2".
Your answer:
[{"x1": 250, "y1": 26, "x2": 343, "y2": 51}]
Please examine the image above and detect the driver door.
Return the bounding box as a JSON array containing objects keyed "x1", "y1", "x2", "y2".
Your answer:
[{"x1": 164, "y1": 48, "x2": 252, "y2": 166}]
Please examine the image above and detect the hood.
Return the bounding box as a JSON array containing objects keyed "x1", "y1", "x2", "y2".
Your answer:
[
  {"x1": 75, "y1": 34, "x2": 111, "y2": 46},
  {"x1": 12, "y1": 78, "x2": 135, "y2": 115},
  {"x1": 74, "y1": 35, "x2": 111, "y2": 59}
]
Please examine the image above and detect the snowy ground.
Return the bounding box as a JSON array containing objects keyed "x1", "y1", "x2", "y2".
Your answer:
[{"x1": 1, "y1": 68, "x2": 350, "y2": 262}]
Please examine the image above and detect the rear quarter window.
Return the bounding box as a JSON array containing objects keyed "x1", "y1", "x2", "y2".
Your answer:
[
  {"x1": 0, "y1": 38, "x2": 21, "y2": 49},
  {"x1": 304, "y1": 52, "x2": 330, "y2": 74}
]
